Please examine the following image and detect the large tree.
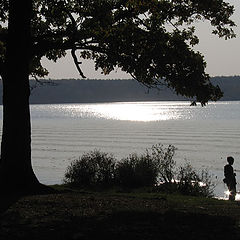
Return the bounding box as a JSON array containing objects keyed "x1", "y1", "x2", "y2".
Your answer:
[{"x1": 0, "y1": 0, "x2": 236, "y2": 193}]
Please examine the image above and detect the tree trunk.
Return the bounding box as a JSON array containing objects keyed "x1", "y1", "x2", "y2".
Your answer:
[{"x1": 0, "y1": 0, "x2": 40, "y2": 193}]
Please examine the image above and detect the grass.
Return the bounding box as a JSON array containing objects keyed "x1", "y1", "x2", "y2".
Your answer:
[{"x1": 1, "y1": 185, "x2": 240, "y2": 240}]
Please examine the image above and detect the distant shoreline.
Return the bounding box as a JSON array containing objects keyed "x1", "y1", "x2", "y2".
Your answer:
[
  {"x1": 0, "y1": 76, "x2": 239, "y2": 104},
  {"x1": 23, "y1": 99, "x2": 240, "y2": 106}
]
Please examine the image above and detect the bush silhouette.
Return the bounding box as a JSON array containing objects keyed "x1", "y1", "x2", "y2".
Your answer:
[
  {"x1": 177, "y1": 162, "x2": 215, "y2": 197},
  {"x1": 63, "y1": 144, "x2": 215, "y2": 197},
  {"x1": 146, "y1": 144, "x2": 177, "y2": 183},
  {"x1": 115, "y1": 153, "x2": 158, "y2": 188},
  {"x1": 64, "y1": 150, "x2": 116, "y2": 187}
]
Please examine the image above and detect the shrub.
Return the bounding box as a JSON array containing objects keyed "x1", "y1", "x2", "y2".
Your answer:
[
  {"x1": 146, "y1": 144, "x2": 177, "y2": 183},
  {"x1": 115, "y1": 153, "x2": 158, "y2": 188},
  {"x1": 177, "y1": 161, "x2": 215, "y2": 197},
  {"x1": 114, "y1": 144, "x2": 177, "y2": 188},
  {"x1": 145, "y1": 144, "x2": 215, "y2": 197},
  {"x1": 63, "y1": 144, "x2": 215, "y2": 198},
  {"x1": 63, "y1": 150, "x2": 116, "y2": 187}
]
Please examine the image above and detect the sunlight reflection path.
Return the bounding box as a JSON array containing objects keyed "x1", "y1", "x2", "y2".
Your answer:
[{"x1": 60, "y1": 102, "x2": 190, "y2": 121}]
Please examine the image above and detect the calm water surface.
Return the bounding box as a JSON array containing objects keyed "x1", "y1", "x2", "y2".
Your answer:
[{"x1": 3, "y1": 101, "x2": 240, "y2": 198}]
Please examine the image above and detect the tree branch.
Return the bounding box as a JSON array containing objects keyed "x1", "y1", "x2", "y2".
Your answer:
[{"x1": 71, "y1": 48, "x2": 86, "y2": 78}]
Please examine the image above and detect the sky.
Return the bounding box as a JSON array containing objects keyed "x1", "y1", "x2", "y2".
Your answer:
[{"x1": 41, "y1": 0, "x2": 240, "y2": 79}]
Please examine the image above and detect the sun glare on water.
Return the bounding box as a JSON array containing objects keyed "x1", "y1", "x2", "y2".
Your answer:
[
  {"x1": 92, "y1": 103, "x2": 174, "y2": 121},
  {"x1": 63, "y1": 102, "x2": 184, "y2": 122}
]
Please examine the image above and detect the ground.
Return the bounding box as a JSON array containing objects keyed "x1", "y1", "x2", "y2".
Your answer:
[{"x1": 1, "y1": 187, "x2": 240, "y2": 240}]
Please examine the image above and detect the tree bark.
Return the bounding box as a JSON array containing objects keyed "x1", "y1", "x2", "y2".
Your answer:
[{"x1": 0, "y1": 0, "x2": 40, "y2": 193}]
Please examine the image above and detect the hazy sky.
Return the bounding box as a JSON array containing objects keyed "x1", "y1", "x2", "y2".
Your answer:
[{"x1": 41, "y1": 0, "x2": 240, "y2": 79}]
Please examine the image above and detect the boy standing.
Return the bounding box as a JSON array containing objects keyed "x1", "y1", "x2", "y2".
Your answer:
[{"x1": 224, "y1": 156, "x2": 237, "y2": 201}]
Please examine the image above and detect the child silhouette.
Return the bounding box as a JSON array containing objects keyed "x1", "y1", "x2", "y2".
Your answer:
[{"x1": 224, "y1": 156, "x2": 237, "y2": 201}]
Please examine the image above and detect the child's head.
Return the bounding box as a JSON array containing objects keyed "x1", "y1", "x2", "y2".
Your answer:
[{"x1": 227, "y1": 156, "x2": 234, "y2": 165}]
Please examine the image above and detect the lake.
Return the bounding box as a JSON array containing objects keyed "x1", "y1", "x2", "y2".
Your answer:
[{"x1": 3, "y1": 101, "x2": 240, "y2": 198}]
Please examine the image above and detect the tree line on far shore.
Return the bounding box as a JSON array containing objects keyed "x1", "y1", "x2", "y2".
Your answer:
[{"x1": 0, "y1": 76, "x2": 239, "y2": 105}]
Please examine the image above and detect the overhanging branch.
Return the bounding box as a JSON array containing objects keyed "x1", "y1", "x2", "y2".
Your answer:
[{"x1": 71, "y1": 48, "x2": 86, "y2": 78}]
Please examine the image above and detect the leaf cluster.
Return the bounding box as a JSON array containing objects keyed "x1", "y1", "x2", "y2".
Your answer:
[{"x1": 0, "y1": 0, "x2": 236, "y2": 104}]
